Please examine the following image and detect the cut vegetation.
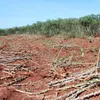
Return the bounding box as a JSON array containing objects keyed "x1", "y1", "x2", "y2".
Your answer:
[{"x1": 0, "y1": 35, "x2": 100, "y2": 100}]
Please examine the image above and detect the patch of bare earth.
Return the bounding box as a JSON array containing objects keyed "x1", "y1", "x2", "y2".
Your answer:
[{"x1": 0, "y1": 34, "x2": 100, "y2": 100}]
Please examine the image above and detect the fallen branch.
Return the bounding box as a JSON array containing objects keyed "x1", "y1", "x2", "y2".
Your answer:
[
  {"x1": 3, "y1": 70, "x2": 13, "y2": 75},
  {"x1": 7, "y1": 76, "x2": 28, "y2": 86},
  {"x1": 72, "y1": 83, "x2": 97, "y2": 99},
  {"x1": 15, "y1": 88, "x2": 50, "y2": 95},
  {"x1": 49, "y1": 67, "x2": 96, "y2": 87},
  {"x1": 57, "y1": 78, "x2": 100, "y2": 91},
  {"x1": 76, "y1": 90, "x2": 100, "y2": 100},
  {"x1": 0, "y1": 56, "x2": 31, "y2": 64}
]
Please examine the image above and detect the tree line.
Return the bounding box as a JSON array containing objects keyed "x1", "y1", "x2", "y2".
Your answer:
[{"x1": 0, "y1": 14, "x2": 100, "y2": 37}]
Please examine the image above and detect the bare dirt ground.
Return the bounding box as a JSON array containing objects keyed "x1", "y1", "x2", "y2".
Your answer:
[{"x1": 0, "y1": 34, "x2": 100, "y2": 100}]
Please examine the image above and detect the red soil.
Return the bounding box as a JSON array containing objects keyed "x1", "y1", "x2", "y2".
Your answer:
[{"x1": 0, "y1": 35, "x2": 100, "y2": 100}]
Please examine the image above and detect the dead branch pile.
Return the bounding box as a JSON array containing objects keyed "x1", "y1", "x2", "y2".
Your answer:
[{"x1": 48, "y1": 49, "x2": 100, "y2": 100}]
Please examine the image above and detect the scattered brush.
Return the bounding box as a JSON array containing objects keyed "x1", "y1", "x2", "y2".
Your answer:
[
  {"x1": 80, "y1": 48, "x2": 84, "y2": 57},
  {"x1": 88, "y1": 36, "x2": 93, "y2": 43}
]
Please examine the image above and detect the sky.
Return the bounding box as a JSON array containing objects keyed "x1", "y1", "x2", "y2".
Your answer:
[{"x1": 0, "y1": 0, "x2": 100, "y2": 28}]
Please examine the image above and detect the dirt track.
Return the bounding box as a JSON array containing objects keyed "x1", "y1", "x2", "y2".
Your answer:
[{"x1": 0, "y1": 35, "x2": 100, "y2": 100}]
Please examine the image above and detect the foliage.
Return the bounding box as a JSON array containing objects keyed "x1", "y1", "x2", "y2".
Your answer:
[{"x1": 0, "y1": 14, "x2": 100, "y2": 37}]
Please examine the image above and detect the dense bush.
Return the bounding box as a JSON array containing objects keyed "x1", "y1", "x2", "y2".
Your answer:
[{"x1": 0, "y1": 14, "x2": 100, "y2": 37}]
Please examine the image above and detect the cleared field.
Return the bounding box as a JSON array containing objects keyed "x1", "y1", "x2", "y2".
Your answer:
[{"x1": 0, "y1": 35, "x2": 100, "y2": 100}]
